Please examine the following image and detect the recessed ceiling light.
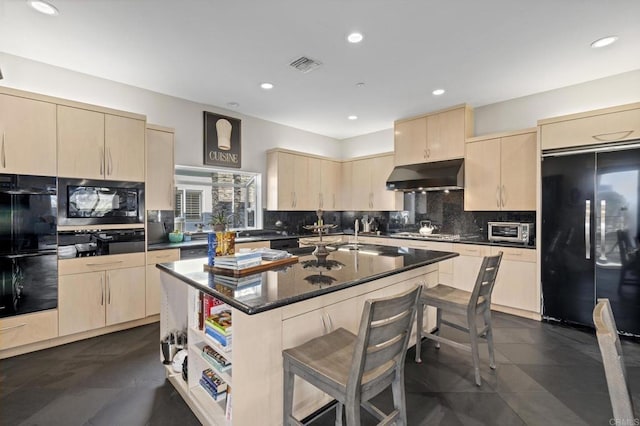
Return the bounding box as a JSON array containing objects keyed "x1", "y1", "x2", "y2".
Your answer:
[
  {"x1": 347, "y1": 115, "x2": 358, "y2": 120},
  {"x1": 226, "y1": 102, "x2": 240, "y2": 109},
  {"x1": 347, "y1": 32, "x2": 364, "y2": 43},
  {"x1": 356, "y1": 82, "x2": 365, "y2": 88},
  {"x1": 432, "y1": 89, "x2": 445, "y2": 96},
  {"x1": 260, "y1": 82, "x2": 274, "y2": 90},
  {"x1": 28, "y1": 0, "x2": 59, "y2": 15},
  {"x1": 590, "y1": 36, "x2": 618, "y2": 48}
]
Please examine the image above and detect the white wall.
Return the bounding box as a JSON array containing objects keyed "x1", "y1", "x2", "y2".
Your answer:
[
  {"x1": 473, "y1": 69, "x2": 640, "y2": 136},
  {"x1": 340, "y1": 128, "x2": 394, "y2": 158},
  {"x1": 0, "y1": 53, "x2": 342, "y2": 179},
  {"x1": 337, "y1": 69, "x2": 640, "y2": 157}
]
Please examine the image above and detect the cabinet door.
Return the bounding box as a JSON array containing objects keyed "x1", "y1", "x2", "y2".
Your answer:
[
  {"x1": 146, "y1": 127, "x2": 175, "y2": 210},
  {"x1": 427, "y1": 108, "x2": 466, "y2": 161},
  {"x1": 267, "y1": 151, "x2": 295, "y2": 210},
  {"x1": 452, "y1": 245, "x2": 491, "y2": 292},
  {"x1": 340, "y1": 161, "x2": 353, "y2": 211},
  {"x1": 306, "y1": 156, "x2": 322, "y2": 210},
  {"x1": 58, "y1": 271, "x2": 106, "y2": 336},
  {"x1": 106, "y1": 266, "x2": 146, "y2": 326},
  {"x1": 370, "y1": 155, "x2": 402, "y2": 211},
  {"x1": 491, "y1": 248, "x2": 538, "y2": 312},
  {"x1": 541, "y1": 107, "x2": 640, "y2": 150},
  {"x1": 293, "y1": 155, "x2": 311, "y2": 210},
  {"x1": 0, "y1": 94, "x2": 57, "y2": 176},
  {"x1": 320, "y1": 159, "x2": 340, "y2": 211},
  {"x1": 351, "y1": 159, "x2": 371, "y2": 210},
  {"x1": 146, "y1": 249, "x2": 180, "y2": 316},
  {"x1": 394, "y1": 117, "x2": 427, "y2": 166},
  {"x1": 57, "y1": 106, "x2": 105, "y2": 179},
  {"x1": 500, "y1": 132, "x2": 536, "y2": 210},
  {"x1": 105, "y1": 115, "x2": 145, "y2": 182},
  {"x1": 464, "y1": 138, "x2": 501, "y2": 211}
]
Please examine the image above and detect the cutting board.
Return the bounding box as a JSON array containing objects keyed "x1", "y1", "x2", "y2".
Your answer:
[{"x1": 204, "y1": 256, "x2": 298, "y2": 276}]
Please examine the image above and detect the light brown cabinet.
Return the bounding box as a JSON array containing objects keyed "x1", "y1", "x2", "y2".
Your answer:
[
  {"x1": 351, "y1": 154, "x2": 403, "y2": 211},
  {"x1": 540, "y1": 103, "x2": 640, "y2": 150},
  {"x1": 146, "y1": 125, "x2": 175, "y2": 210},
  {"x1": 0, "y1": 93, "x2": 57, "y2": 176},
  {"x1": 58, "y1": 253, "x2": 146, "y2": 336},
  {"x1": 0, "y1": 310, "x2": 58, "y2": 351},
  {"x1": 464, "y1": 129, "x2": 537, "y2": 211},
  {"x1": 57, "y1": 105, "x2": 145, "y2": 181},
  {"x1": 146, "y1": 249, "x2": 181, "y2": 316},
  {"x1": 267, "y1": 150, "x2": 342, "y2": 211},
  {"x1": 394, "y1": 105, "x2": 473, "y2": 166}
]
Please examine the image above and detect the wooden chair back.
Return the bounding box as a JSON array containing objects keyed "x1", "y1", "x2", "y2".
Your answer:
[
  {"x1": 469, "y1": 252, "x2": 503, "y2": 312},
  {"x1": 593, "y1": 298, "x2": 636, "y2": 422}
]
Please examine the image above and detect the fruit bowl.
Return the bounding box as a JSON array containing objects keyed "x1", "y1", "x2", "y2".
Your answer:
[{"x1": 168, "y1": 232, "x2": 184, "y2": 243}]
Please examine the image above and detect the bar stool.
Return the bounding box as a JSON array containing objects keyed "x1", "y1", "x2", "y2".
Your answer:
[
  {"x1": 415, "y1": 252, "x2": 502, "y2": 386},
  {"x1": 282, "y1": 285, "x2": 422, "y2": 425}
]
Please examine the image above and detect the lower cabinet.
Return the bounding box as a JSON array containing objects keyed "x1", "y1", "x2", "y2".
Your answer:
[
  {"x1": 0, "y1": 310, "x2": 58, "y2": 351},
  {"x1": 58, "y1": 253, "x2": 146, "y2": 336},
  {"x1": 146, "y1": 249, "x2": 181, "y2": 316},
  {"x1": 490, "y1": 247, "x2": 538, "y2": 313}
]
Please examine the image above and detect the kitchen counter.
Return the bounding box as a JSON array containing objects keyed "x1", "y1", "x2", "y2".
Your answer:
[
  {"x1": 147, "y1": 232, "x2": 314, "y2": 251},
  {"x1": 361, "y1": 232, "x2": 536, "y2": 249},
  {"x1": 156, "y1": 245, "x2": 457, "y2": 315}
]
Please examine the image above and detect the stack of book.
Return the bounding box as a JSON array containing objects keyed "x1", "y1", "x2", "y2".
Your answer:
[
  {"x1": 199, "y1": 368, "x2": 227, "y2": 401},
  {"x1": 198, "y1": 294, "x2": 225, "y2": 330},
  {"x1": 205, "y1": 307, "x2": 232, "y2": 350},
  {"x1": 202, "y1": 345, "x2": 231, "y2": 374},
  {"x1": 213, "y1": 251, "x2": 262, "y2": 270},
  {"x1": 213, "y1": 273, "x2": 262, "y2": 289}
]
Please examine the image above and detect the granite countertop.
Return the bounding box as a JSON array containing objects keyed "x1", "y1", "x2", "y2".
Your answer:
[{"x1": 156, "y1": 245, "x2": 457, "y2": 315}]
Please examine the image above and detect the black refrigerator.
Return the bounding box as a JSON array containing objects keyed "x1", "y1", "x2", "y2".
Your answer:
[{"x1": 542, "y1": 144, "x2": 640, "y2": 335}]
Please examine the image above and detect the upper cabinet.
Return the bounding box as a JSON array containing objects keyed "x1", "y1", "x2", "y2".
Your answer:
[
  {"x1": 394, "y1": 105, "x2": 473, "y2": 166},
  {"x1": 539, "y1": 102, "x2": 640, "y2": 150},
  {"x1": 464, "y1": 129, "x2": 537, "y2": 211},
  {"x1": 146, "y1": 125, "x2": 175, "y2": 211},
  {"x1": 351, "y1": 154, "x2": 403, "y2": 211},
  {"x1": 58, "y1": 105, "x2": 145, "y2": 181},
  {"x1": 0, "y1": 93, "x2": 57, "y2": 176}
]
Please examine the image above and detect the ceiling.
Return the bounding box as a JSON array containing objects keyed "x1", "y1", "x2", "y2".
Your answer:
[{"x1": 1, "y1": 0, "x2": 639, "y2": 140}]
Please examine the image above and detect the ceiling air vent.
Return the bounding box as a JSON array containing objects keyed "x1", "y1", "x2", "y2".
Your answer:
[{"x1": 289, "y1": 56, "x2": 322, "y2": 74}]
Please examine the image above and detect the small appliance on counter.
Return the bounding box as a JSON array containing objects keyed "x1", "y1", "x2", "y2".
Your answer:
[{"x1": 487, "y1": 222, "x2": 534, "y2": 245}]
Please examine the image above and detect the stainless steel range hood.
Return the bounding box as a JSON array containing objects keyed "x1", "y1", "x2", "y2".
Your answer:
[{"x1": 386, "y1": 158, "x2": 464, "y2": 192}]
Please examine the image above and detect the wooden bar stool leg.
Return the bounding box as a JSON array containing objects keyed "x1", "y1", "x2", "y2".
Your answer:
[
  {"x1": 468, "y1": 313, "x2": 482, "y2": 386},
  {"x1": 415, "y1": 300, "x2": 424, "y2": 363},
  {"x1": 483, "y1": 308, "x2": 496, "y2": 369},
  {"x1": 335, "y1": 403, "x2": 343, "y2": 426},
  {"x1": 283, "y1": 359, "x2": 295, "y2": 425},
  {"x1": 391, "y1": 369, "x2": 407, "y2": 426},
  {"x1": 345, "y1": 398, "x2": 361, "y2": 425}
]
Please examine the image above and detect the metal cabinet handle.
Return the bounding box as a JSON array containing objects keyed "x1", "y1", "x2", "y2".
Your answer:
[
  {"x1": 169, "y1": 183, "x2": 173, "y2": 209},
  {"x1": 99, "y1": 149, "x2": 104, "y2": 176},
  {"x1": 320, "y1": 315, "x2": 327, "y2": 334},
  {"x1": 333, "y1": 193, "x2": 336, "y2": 209},
  {"x1": 592, "y1": 130, "x2": 633, "y2": 142},
  {"x1": 325, "y1": 313, "x2": 333, "y2": 332},
  {"x1": 86, "y1": 260, "x2": 124, "y2": 267},
  {"x1": 496, "y1": 186, "x2": 500, "y2": 208},
  {"x1": 585, "y1": 200, "x2": 591, "y2": 260},
  {"x1": 599, "y1": 200, "x2": 607, "y2": 261},
  {"x1": 100, "y1": 275, "x2": 104, "y2": 306},
  {"x1": 107, "y1": 273, "x2": 111, "y2": 304},
  {"x1": 501, "y1": 185, "x2": 507, "y2": 207},
  {"x1": 107, "y1": 148, "x2": 113, "y2": 176},
  {"x1": 1, "y1": 131, "x2": 5, "y2": 168},
  {"x1": 0, "y1": 323, "x2": 27, "y2": 332}
]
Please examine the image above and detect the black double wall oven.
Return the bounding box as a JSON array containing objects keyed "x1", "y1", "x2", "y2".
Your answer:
[{"x1": 0, "y1": 174, "x2": 58, "y2": 318}]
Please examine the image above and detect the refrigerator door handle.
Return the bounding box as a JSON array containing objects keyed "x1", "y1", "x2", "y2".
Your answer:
[
  {"x1": 585, "y1": 200, "x2": 591, "y2": 259},
  {"x1": 600, "y1": 200, "x2": 607, "y2": 261}
]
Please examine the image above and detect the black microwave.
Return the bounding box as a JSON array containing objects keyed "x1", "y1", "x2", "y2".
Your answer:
[{"x1": 58, "y1": 178, "x2": 145, "y2": 226}]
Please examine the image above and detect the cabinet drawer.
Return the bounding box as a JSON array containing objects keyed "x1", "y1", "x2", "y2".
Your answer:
[
  {"x1": 59, "y1": 252, "x2": 145, "y2": 275},
  {"x1": 541, "y1": 107, "x2": 640, "y2": 150},
  {"x1": 491, "y1": 246, "x2": 537, "y2": 263},
  {"x1": 455, "y1": 244, "x2": 491, "y2": 257},
  {"x1": 0, "y1": 310, "x2": 58, "y2": 350},
  {"x1": 146, "y1": 249, "x2": 180, "y2": 265}
]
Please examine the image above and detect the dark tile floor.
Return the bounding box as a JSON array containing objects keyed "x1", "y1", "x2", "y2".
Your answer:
[{"x1": 0, "y1": 312, "x2": 638, "y2": 425}]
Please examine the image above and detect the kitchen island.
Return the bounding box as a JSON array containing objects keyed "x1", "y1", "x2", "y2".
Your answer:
[{"x1": 158, "y1": 245, "x2": 457, "y2": 425}]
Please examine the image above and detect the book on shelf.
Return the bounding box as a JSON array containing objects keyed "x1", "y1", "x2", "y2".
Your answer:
[
  {"x1": 202, "y1": 345, "x2": 231, "y2": 372},
  {"x1": 205, "y1": 309, "x2": 232, "y2": 336},
  {"x1": 199, "y1": 378, "x2": 227, "y2": 402},
  {"x1": 202, "y1": 368, "x2": 228, "y2": 393},
  {"x1": 205, "y1": 325, "x2": 232, "y2": 347}
]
